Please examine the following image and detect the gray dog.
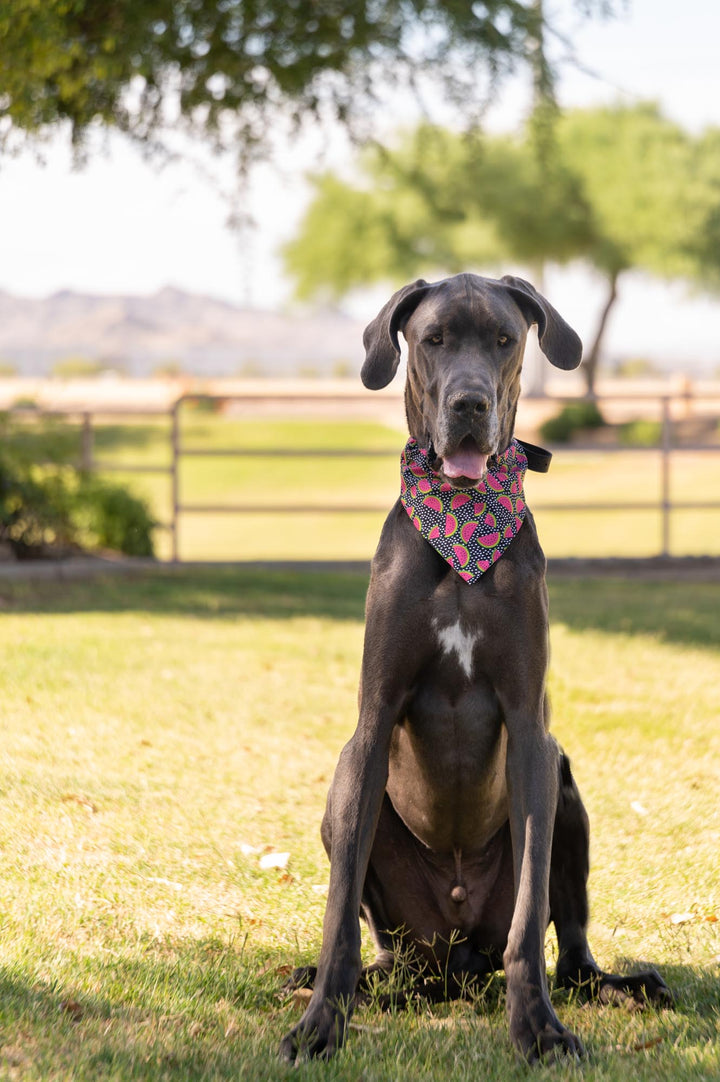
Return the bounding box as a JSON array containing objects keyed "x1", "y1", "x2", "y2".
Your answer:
[{"x1": 280, "y1": 274, "x2": 670, "y2": 1064}]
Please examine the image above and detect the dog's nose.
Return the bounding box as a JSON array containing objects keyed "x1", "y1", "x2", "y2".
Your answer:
[{"x1": 447, "y1": 391, "x2": 491, "y2": 416}]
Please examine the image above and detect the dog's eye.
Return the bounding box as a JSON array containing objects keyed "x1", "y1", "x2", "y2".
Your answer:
[
  {"x1": 497, "y1": 334, "x2": 511, "y2": 347},
  {"x1": 427, "y1": 334, "x2": 443, "y2": 346}
]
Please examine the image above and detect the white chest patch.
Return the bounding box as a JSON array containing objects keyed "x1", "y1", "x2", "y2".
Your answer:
[{"x1": 434, "y1": 619, "x2": 480, "y2": 680}]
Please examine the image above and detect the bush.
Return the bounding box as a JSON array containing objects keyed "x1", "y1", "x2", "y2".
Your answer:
[
  {"x1": 618, "y1": 419, "x2": 663, "y2": 447},
  {"x1": 73, "y1": 480, "x2": 156, "y2": 556},
  {"x1": 0, "y1": 443, "x2": 156, "y2": 559},
  {"x1": 0, "y1": 456, "x2": 77, "y2": 554},
  {"x1": 539, "y1": 400, "x2": 606, "y2": 444}
]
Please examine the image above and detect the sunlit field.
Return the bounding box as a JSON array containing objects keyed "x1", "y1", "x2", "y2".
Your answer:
[{"x1": 0, "y1": 567, "x2": 718, "y2": 1080}]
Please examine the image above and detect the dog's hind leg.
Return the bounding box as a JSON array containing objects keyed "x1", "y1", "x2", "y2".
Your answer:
[{"x1": 550, "y1": 752, "x2": 672, "y2": 1007}]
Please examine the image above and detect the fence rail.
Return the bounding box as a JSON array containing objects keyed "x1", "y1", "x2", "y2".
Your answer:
[{"x1": 7, "y1": 391, "x2": 720, "y2": 561}]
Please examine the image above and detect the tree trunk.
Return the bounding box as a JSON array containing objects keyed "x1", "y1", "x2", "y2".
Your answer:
[{"x1": 582, "y1": 270, "x2": 620, "y2": 396}]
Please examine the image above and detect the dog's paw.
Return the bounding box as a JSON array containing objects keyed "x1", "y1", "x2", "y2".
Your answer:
[
  {"x1": 596, "y1": 967, "x2": 673, "y2": 1009},
  {"x1": 508, "y1": 986, "x2": 585, "y2": 1064},
  {"x1": 279, "y1": 999, "x2": 350, "y2": 1063},
  {"x1": 558, "y1": 961, "x2": 673, "y2": 1010}
]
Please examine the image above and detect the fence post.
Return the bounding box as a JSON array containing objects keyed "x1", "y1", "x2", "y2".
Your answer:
[
  {"x1": 81, "y1": 411, "x2": 93, "y2": 472},
  {"x1": 171, "y1": 400, "x2": 180, "y2": 562},
  {"x1": 660, "y1": 396, "x2": 671, "y2": 558}
]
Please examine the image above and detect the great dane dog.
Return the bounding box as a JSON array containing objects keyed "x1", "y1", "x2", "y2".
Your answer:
[{"x1": 280, "y1": 274, "x2": 670, "y2": 1064}]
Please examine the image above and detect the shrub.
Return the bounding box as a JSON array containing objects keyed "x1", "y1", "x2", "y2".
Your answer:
[
  {"x1": 0, "y1": 456, "x2": 77, "y2": 553},
  {"x1": 0, "y1": 441, "x2": 156, "y2": 559},
  {"x1": 539, "y1": 400, "x2": 606, "y2": 444},
  {"x1": 618, "y1": 419, "x2": 662, "y2": 447},
  {"x1": 73, "y1": 480, "x2": 156, "y2": 556},
  {"x1": 185, "y1": 395, "x2": 225, "y2": 413}
]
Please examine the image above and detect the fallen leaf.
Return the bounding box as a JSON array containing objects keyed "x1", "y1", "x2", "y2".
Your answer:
[
  {"x1": 277, "y1": 871, "x2": 294, "y2": 885},
  {"x1": 616, "y1": 1036, "x2": 663, "y2": 1053},
  {"x1": 258, "y1": 962, "x2": 293, "y2": 978},
  {"x1": 144, "y1": 876, "x2": 184, "y2": 892},
  {"x1": 670, "y1": 912, "x2": 695, "y2": 925},
  {"x1": 60, "y1": 999, "x2": 83, "y2": 1023},
  {"x1": 259, "y1": 851, "x2": 289, "y2": 870}
]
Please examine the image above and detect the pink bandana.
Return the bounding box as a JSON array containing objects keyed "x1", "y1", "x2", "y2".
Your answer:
[{"x1": 400, "y1": 438, "x2": 528, "y2": 584}]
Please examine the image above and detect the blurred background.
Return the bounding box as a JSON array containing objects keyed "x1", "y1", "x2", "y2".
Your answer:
[{"x1": 1, "y1": 0, "x2": 719, "y2": 563}]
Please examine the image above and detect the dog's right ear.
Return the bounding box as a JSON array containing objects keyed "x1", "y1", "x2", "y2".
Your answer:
[{"x1": 361, "y1": 279, "x2": 430, "y2": 389}]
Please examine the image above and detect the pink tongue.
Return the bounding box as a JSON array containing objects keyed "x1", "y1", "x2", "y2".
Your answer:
[{"x1": 443, "y1": 448, "x2": 489, "y2": 480}]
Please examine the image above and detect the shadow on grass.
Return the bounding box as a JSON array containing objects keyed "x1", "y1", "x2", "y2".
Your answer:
[
  {"x1": 0, "y1": 567, "x2": 370, "y2": 622},
  {"x1": 93, "y1": 421, "x2": 172, "y2": 457},
  {"x1": 548, "y1": 577, "x2": 720, "y2": 653},
  {"x1": 2, "y1": 419, "x2": 169, "y2": 463},
  {"x1": 2, "y1": 568, "x2": 719, "y2": 652},
  {"x1": 0, "y1": 951, "x2": 717, "y2": 1082}
]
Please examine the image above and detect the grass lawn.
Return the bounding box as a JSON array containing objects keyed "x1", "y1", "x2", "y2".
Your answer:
[{"x1": 0, "y1": 567, "x2": 719, "y2": 1080}]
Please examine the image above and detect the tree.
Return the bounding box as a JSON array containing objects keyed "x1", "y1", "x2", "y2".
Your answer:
[
  {"x1": 0, "y1": 0, "x2": 613, "y2": 164},
  {"x1": 554, "y1": 104, "x2": 702, "y2": 390},
  {"x1": 284, "y1": 105, "x2": 719, "y2": 392}
]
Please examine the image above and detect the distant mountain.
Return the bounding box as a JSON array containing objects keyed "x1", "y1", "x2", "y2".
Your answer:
[{"x1": 0, "y1": 287, "x2": 366, "y2": 377}]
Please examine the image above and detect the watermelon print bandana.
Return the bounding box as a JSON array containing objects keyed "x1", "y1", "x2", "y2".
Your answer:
[{"x1": 400, "y1": 438, "x2": 528, "y2": 584}]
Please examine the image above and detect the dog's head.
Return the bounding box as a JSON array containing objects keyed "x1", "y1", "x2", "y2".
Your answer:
[{"x1": 362, "y1": 273, "x2": 582, "y2": 487}]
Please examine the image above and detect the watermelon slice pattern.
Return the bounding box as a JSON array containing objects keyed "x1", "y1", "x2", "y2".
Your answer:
[{"x1": 400, "y1": 438, "x2": 529, "y2": 584}]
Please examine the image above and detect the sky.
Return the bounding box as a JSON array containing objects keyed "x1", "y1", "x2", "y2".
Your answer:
[{"x1": 1, "y1": 0, "x2": 719, "y2": 369}]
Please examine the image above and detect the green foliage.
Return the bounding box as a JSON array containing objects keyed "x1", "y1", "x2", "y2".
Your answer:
[
  {"x1": 284, "y1": 104, "x2": 720, "y2": 391},
  {"x1": 152, "y1": 360, "x2": 185, "y2": 378},
  {"x1": 185, "y1": 395, "x2": 225, "y2": 413},
  {"x1": 618, "y1": 419, "x2": 663, "y2": 447},
  {"x1": 555, "y1": 103, "x2": 699, "y2": 279},
  {"x1": 284, "y1": 124, "x2": 598, "y2": 299},
  {"x1": 72, "y1": 479, "x2": 157, "y2": 556},
  {"x1": 0, "y1": 415, "x2": 156, "y2": 557},
  {"x1": 0, "y1": 455, "x2": 77, "y2": 552},
  {"x1": 612, "y1": 357, "x2": 661, "y2": 378},
  {"x1": 51, "y1": 355, "x2": 112, "y2": 379},
  {"x1": 286, "y1": 105, "x2": 717, "y2": 297},
  {"x1": 0, "y1": 1, "x2": 613, "y2": 161},
  {"x1": 539, "y1": 400, "x2": 606, "y2": 443}
]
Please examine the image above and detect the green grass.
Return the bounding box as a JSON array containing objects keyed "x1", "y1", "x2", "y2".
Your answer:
[
  {"x1": 10, "y1": 410, "x2": 720, "y2": 560},
  {"x1": 0, "y1": 567, "x2": 719, "y2": 1080}
]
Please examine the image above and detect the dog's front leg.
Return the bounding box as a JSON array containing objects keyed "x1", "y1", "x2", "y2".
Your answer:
[
  {"x1": 279, "y1": 706, "x2": 394, "y2": 1062},
  {"x1": 503, "y1": 718, "x2": 584, "y2": 1062}
]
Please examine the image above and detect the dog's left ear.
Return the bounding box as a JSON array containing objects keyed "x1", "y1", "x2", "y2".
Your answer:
[
  {"x1": 361, "y1": 279, "x2": 430, "y2": 389},
  {"x1": 500, "y1": 275, "x2": 583, "y2": 371}
]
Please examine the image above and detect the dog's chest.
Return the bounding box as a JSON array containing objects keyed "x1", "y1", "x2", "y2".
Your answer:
[{"x1": 433, "y1": 617, "x2": 482, "y2": 680}]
